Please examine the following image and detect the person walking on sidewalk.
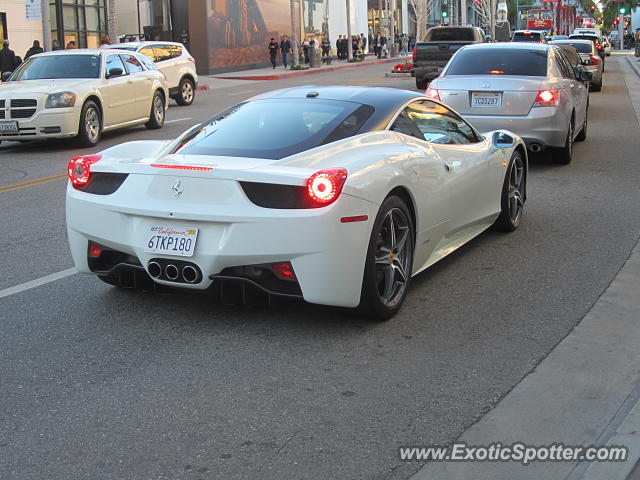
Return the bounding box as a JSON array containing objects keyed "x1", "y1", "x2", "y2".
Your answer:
[
  {"x1": 280, "y1": 35, "x2": 292, "y2": 69},
  {"x1": 302, "y1": 37, "x2": 310, "y2": 64},
  {"x1": 374, "y1": 33, "x2": 385, "y2": 59},
  {"x1": 0, "y1": 40, "x2": 19, "y2": 77},
  {"x1": 268, "y1": 37, "x2": 279, "y2": 69},
  {"x1": 24, "y1": 40, "x2": 44, "y2": 60},
  {"x1": 360, "y1": 33, "x2": 367, "y2": 55},
  {"x1": 321, "y1": 35, "x2": 330, "y2": 59}
]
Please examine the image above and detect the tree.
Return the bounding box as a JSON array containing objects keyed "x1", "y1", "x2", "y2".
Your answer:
[
  {"x1": 346, "y1": 0, "x2": 353, "y2": 60},
  {"x1": 469, "y1": 0, "x2": 492, "y2": 29},
  {"x1": 408, "y1": 0, "x2": 436, "y2": 41}
]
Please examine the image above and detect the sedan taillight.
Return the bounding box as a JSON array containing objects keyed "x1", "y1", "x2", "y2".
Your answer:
[
  {"x1": 589, "y1": 55, "x2": 600, "y2": 66},
  {"x1": 532, "y1": 89, "x2": 559, "y2": 108},
  {"x1": 425, "y1": 87, "x2": 440, "y2": 100}
]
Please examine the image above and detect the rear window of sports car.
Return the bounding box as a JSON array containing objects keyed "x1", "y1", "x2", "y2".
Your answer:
[
  {"x1": 445, "y1": 49, "x2": 548, "y2": 76},
  {"x1": 178, "y1": 99, "x2": 374, "y2": 160}
]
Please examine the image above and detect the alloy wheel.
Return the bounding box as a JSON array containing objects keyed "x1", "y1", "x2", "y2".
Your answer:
[
  {"x1": 508, "y1": 155, "x2": 525, "y2": 225},
  {"x1": 374, "y1": 207, "x2": 413, "y2": 308},
  {"x1": 154, "y1": 95, "x2": 164, "y2": 124},
  {"x1": 181, "y1": 82, "x2": 194, "y2": 104},
  {"x1": 85, "y1": 108, "x2": 100, "y2": 143}
]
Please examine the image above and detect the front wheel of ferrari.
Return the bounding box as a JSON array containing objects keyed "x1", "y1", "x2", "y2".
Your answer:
[
  {"x1": 493, "y1": 150, "x2": 525, "y2": 232},
  {"x1": 358, "y1": 196, "x2": 414, "y2": 321}
]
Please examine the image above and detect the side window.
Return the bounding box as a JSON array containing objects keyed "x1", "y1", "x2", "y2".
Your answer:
[
  {"x1": 405, "y1": 100, "x2": 480, "y2": 145},
  {"x1": 121, "y1": 54, "x2": 145, "y2": 74},
  {"x1": 153, "y1": 45, "x2": 172, "y2": 62},
  {"x1": 139, "y1": 54, "x2": 157, "y2": 71},
  {"x1": 555, "y1": 51, "x2": 574, "y2": 79},
  {"x1": 105, "y1": 54, "x2": 127, "y2": 78},
  {"x1": 390, "y1": 109, "x2": 425, "y2": 140},
  {"x1": 139, "y1": 47, "x2": 156, "y2": 62},
  {"x1": 170, "y1": 45, "x2": 183, "y2": 58}
]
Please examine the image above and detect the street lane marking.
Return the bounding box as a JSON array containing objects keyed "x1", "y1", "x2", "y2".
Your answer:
[
  {"x1": 0, "y1": 268, "x2": 77, "y2": 300},
  {"x1": 165, "y1": 117, "x2": 193, "y2": 124},
  {"x1": 0, "y1": 173, "x2": 67, "y2": 194}
]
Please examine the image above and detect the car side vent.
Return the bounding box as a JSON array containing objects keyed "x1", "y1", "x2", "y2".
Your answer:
[
  {"x1": 240, "y1": 181, "x2": 318, "y2": 209},
  {"x1": 76, "y1": 173, "x2": 129, "y2": 195}
]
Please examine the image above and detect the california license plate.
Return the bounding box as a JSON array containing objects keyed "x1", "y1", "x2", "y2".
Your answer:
[
  {"x1": 471, "y1": 92, "x2": 502, "y2": 108},
  {"x1": 144, "y1": 226, "x2": 198, "y2": 257},
  {"x1": 0, "y1": 121, "x2": 18, "y2": 133}
]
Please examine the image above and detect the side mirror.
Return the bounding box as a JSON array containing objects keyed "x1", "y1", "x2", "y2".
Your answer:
[
  {"x1": 1, "y1": 71, "x2": 13, "y2": 82},
  {"x1": 107, "y1": 67, "x2": 123, "y2": 79},
  {"x1": 493, "y1": 131, "x2": 515, "y2": 149}
]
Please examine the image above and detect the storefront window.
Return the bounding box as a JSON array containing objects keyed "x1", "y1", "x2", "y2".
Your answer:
[{"x1": 52, "y1": 0, "x2": 108, "y2": 49}]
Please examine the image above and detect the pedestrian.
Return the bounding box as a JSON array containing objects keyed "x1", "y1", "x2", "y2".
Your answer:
[
  {"x1": 280, "y1": 35, "x2": 291, "y2": 69},
  {"x1": 336, "y1": 35, "x2": 342, "y2": 60},
  {"x1": 0, "y1": 40, "x2": 19, "y2": 77},
  {"x1": 302, "y1": 37, "x2": 310, "y2": 64},
  {"x1": 66, "y1": 40, "x2": 77, "y2": 49},
  {"x1": 374, "y1": 32, "x2": 384, "y2": 59},
  {"x1": 52, "y1": 39, "x2": 62, "y2": 51},
  {"x1": 268, "y1": 37, "x2": 279, "y2": 69},
  {"x1": 24, "y1": 40, "x2": 44, "y2": 60},
  {"x1": 339, "y1": 35, "x2": 347, "y2": 60},
  {"x1": 321, "y1": 35, "x2": 330, "y2": 58},
  {"x1": 360, "y1": 33, "x2": 367, "y2": 54},
  {"x1": 99, "y1": 34, "x2": 111, "y2": 46},
  {"x1": 400, "y1": 33, "x2": 408, "y2": 55}
]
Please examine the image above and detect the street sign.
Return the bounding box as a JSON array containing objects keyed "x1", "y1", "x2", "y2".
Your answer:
[{"x1": 25, "y1": 0, "x2": 42, "y2": 21}]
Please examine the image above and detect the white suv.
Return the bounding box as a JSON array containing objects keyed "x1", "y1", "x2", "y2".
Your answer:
[{"x1": 105, "y1": 41, "x2": 197, "y2": 106}]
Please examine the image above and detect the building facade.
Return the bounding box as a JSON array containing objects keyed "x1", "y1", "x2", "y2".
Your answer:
[{"x1": 0, "y1": 0, "x2": 110, "y2": 60}]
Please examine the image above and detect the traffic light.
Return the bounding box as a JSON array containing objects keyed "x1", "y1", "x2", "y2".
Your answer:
[
  {"x1": 590, "y1": 5, "x2": 595, "y2": 12},
  {"x1": 442, "y1": 10, "x2": 448, "y2": 18},
  {"x1": 619, "y1": 7, "x2": 626, "y2": 14}
]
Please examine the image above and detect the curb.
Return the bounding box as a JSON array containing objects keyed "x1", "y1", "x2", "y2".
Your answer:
[
  {"x1": 626, "y1": 55, "x2": 640, "y2": 78},
  {"x1": 209, "y1": 56, "x2": 411, "y2": 81}
]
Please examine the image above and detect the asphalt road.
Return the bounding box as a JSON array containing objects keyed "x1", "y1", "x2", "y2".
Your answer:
[{"x1": 1, "y1": 58, "x2": 640, "y2": 480}]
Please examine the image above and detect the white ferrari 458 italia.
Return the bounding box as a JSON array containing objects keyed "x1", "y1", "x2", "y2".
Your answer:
[{"x1": 66, "y1": 86, "x2": 528, "y2": 319}]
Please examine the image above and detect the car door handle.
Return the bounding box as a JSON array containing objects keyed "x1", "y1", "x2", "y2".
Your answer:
[{"x1": 444, "y1": 160, "x2": 461, "y2": 172}]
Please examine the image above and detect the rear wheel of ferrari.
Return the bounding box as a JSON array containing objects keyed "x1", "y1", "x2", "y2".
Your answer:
[
  {"x1": 145, "y1": 90, "x2": 165, "y2": 129},
  {"x1": 493, "y1": 150, "x2": 525, "y2": 232},
  {"x1": 359, "y1": 196, "x2": 414, "y2": 321},
  {"x1": 552, "y1": 121, "x2": 573, "y2": 165}
]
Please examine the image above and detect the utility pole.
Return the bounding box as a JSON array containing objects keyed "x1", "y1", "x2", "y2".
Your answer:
[
  {"x1": 490, "y1": 0, "x2": 496, "y2": 41},
  {"x1": 390, "y1": 0, "x2": 396, "y2": 44},
  {"x1": 461, "y1": 0, "x2": 468, "y2": 25},
  {"x1": 290, "y1": 0, "x2": 300, "y2": 67},
  {"x1": 40, "y1": 0, "x2": 52, "y2": 51},
  {"x1": 346, "y1": 0, "x2": 353, "y2": 60}
]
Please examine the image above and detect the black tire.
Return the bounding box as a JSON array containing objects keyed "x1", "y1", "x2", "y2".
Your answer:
[
  {"x1": 76, "y1": 100, "x2": 101, "y2": 147},
  {"x1": 576, "y1": 107, "x2": 588, "y2": 142},
  {"x1": 416, "y1": 78, "x2": 428, "y2": 90},
  {"x1": 493, "y1": 150, "x2": 525, "y2": 232},
  {"x1": 175, "y1": 77, "x2": 195, "y2": 106},
  {"x1": 358, "y1": 196, "x2": 414, "y2": 321},
  {"x1": 592, "y1": 80, "x2": 602, "y2": 92},
  {"x1": 145, "y1": 90, "x2": 165, "y2": 129},
  {"x1": 552, "y1": 120, "x2": 573, "y2": 165}
]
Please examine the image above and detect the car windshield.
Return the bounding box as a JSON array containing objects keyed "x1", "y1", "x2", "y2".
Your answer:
[
  {"x1": 446, "y1": 48, "x2": 548, "y2": 76},
  {"x1": 10, "y1": 55, "x2": 100, "y2": 80},
  {"x1": 178, "y1": 99, "x2": 375, "y2": 160},
  {"x1": 512, "y1": 32, "x2": 543, "y2": 42},
  {"x1": 570, "y1": 35, "x2": 599, "y2": 44}
]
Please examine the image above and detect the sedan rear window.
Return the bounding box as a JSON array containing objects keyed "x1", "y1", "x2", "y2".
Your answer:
[
  {"x1": 512, "y1": 32, "x2": 544, "y2": 42},
  {"x1": 179, "y1": 99, "x2": 374, "y2": 160},
  {"x1": 559, "y1": 42, "x2": 593, "y2": 53},
  {"x1": 445, "y1": 48, "x2": 548, "y2": 76},
  {"x1": 428, "y1": 28, "x2": 476, "y2": 41}
]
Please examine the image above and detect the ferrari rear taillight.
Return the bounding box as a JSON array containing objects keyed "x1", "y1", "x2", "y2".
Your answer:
[
  {"x1": 425, "y1": 87, "x2": 440, "y2": 100},
  {"x1": 305, "y1": 168, "x2": 347, "y2": 207},
  {"x1": 533, "y1": 89, "x2": 559, "y2": 107},
  {"x1": 272, "y1": 262, "x2": 296, "y2": 281},
  {"x1": 68, "y1": 154, "x2": 102, "y2": 187}
]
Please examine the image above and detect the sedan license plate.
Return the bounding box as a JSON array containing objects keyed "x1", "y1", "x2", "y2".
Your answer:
[
  {"x1": 0, "y1": 121, "x2": 18, "y2": 133},
  {"x1": 144, "y1": 226, "x2": 198, "y2": 257},
  {"x1": 471, "y1": 92, "x2": 502, "y2": 108}
]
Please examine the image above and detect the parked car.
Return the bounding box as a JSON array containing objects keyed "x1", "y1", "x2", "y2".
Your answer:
[
  {"x1": 550, "y1": 39, "x2": 603, "y2": 91},
  {"x1": 511, "y1": 30, "x2": 546, "y2": 43},
  {"x1": 0, "y1": 49, "x2": 168, "y2": 146},
  {"x1": 412, "y1": 26, "x2": 486, "y2": 89},
  {"x1": 65, "y1": 86, "x2": 527, "y2": 320},
  {"x1": 426, "y1": 43, "x2": 590, "y2": 164},
  {"x1": 105, "y1": 41, "x2": 197, "y2": 106},
  {"x1": 568, "y1": 34, "x2": 606, "y2": 69}
]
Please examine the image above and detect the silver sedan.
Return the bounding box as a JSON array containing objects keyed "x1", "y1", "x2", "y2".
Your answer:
[
  {"x1": 426, "y1": 43, "x2": 589, "y2": 164},
  {"x1": 550, "y1": 39, "x2": 603, "y2": 91}
]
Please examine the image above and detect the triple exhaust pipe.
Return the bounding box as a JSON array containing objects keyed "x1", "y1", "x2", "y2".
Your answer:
[{"x1": 148, "y1": 260, "x2": 200, "y2": 284}]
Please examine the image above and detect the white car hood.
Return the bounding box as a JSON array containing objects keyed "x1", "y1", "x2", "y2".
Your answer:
[{"x1": 0, "y1": 79, "x2": 90, "y2": 95}]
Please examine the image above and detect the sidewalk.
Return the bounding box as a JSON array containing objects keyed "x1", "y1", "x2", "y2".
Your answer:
[
  {"x1": 410, "y1": 54, "x2": 640, "y2": 480},
  {"x1": 197, "y1": 53, "x2": 411, "y2": 86}
]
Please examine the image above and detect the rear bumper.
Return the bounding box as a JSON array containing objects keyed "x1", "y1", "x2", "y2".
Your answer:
[
  {"x1": 467, "y1": 107, "x2": 568, "y2": 149},
  {"x1": 0, "y1": 107, "x2": 79, "y2": 141},
  {"x1": 66, "y1": 176, "x2": 378, "y2": 308}
]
